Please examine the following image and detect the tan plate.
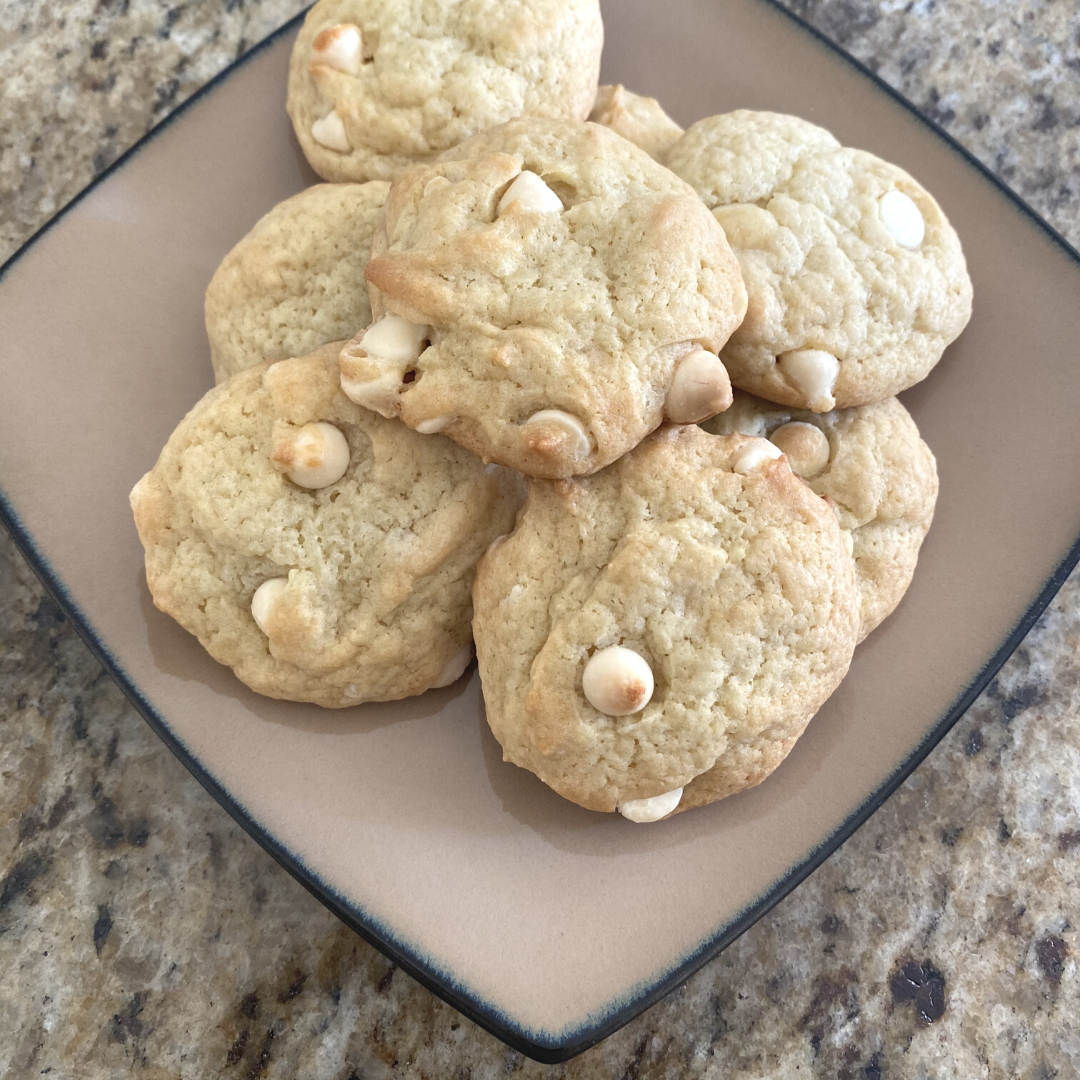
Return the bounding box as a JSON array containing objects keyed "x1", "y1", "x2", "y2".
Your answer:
[{"x1": 2, "y1": 0, "x2": 1080, "y2": 1063}]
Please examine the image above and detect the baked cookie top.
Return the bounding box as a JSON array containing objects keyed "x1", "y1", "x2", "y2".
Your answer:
[
  {"x1": 588, "y1": 84, "x2": 684, "y2": 162},
  {"x1": 473, "y1": 424, "x2": 859, "y2": 819},
  {"x1": 666, "y1": 111, "x2": 973, "y2": 411},
  {"x1": 343, "y1": 117, "x2": 747, "y2": 478},
  {"x1": 704, "y1": 391, "x2": 938, "y2": 641},
  {"x1": 131, "y1": 343, "x2": 522, "y2": 708},
  {"x1": 205, "y1": 182, "x2": 389, "y2": 383},
  {"x1": 287, "y1": 0, "x2": 604, "y2": 183}
]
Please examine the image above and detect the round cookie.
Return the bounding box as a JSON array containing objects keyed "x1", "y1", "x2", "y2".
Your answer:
[
  {"x1": 588, "y1": 84, "x2": 684, "y2": 163},
  {"x1": 704, "y1": 391, "x2": 938, "y2": 641},
  {"x1": 473, "y1": 424, "x2": 859, "y2": 819},
  {"x1": 287, "y1": 0, "x2": 604, "y2": 183},
  {"x1": 130, "y1": 343, "x2": 523, "y2": 707},
  {"x1": 666, "y1": 110, "x2": 973, "y2": 411},
  {"x1": 205, "y1": 182, "x2": 389, "y2": 384},
  {"x1": 344, "y1": 117, "x2": 747, "y2": 479}
]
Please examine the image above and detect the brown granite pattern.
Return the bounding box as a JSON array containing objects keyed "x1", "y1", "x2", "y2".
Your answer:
[{"x1": 2, "y1": 1, "x2": 1079, "y2": 1077}]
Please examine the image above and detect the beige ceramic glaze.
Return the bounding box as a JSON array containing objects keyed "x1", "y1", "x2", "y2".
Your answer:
[{"x1": 3, "y1": 0, "x2": 1080, "y2": 1062}]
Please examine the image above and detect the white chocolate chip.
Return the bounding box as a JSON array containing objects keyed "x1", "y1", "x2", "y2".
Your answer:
[
  {"x1": 415, "y1": 416, "x2": 456, "y2": 435},
  {"x1": 432, "y1": 646, "x2": 472, "y2": 688},
  {"x1": 582, "y1": 646, "x2": 654, "y2": 716},
  {"x1": 841, "y1": 529, "x2": 855, "y2": 557},
  {"x1": 339, "y1": 316, "x2": 429, "y2": 417},
  {"x1": 423, "y1": 175, "x2": 451, "y2": 198},
  {"x1": 778, "y1": 349, "x2": 839, "y2": 412},
  {"x1": 251, "y1": 578, "x2": 289, "y2": 636},
  {"x1": 769, "y1": 421, "x2": 830, "y2": 479},
  {"x1": 618, "y1": 787, "x2": 683, "y2": 823},
  {"x1": 311, "y1": 110, "x2": 351, "y2": 153},
  {"x1": 361, "y1": 314, "x2": 430, "y2": 363},
  {"x1": 275, "y1": 422, "x2": 350, "y2": 489},
  {"x1": 733, "y1": 438, "x2": 784, "y2": 475},
  {"x1": 340, "y1": 366, "x2": 403, "y2": 417},
  {"x1": 497, "y1": 171, "x2": 564, "y2": 216},
  {"x1": 522, "y1": 410, "x2": 592, "y2": 463},
  {"x1": 665, "y1": 349, "x2": 733, "y2": 423},
  {"x1": 311, "y1": 24, "x2": 362, "y2": 75},
  {"x1": 879, "y1": 189, "x2": 925, "y2": 249}
]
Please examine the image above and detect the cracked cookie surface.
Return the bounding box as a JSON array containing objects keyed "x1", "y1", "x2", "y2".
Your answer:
[
  {"x1": 131, "y1": 343, "x2": 522, "y2": 707},
  {"x1": 667, "y1": 110, "x2": 972, "y2": 410},
  {"x1": 704, "y1": 391, "x2": 938, "y2": 641},
  {"x1": 287, "y1": 0, "x2": 604, "y2": 183},
  {"x1": 205, "y1": 182, "x2": 389, "y2": 383},
  {"x1": 473, "y1": 424, "x2": 859, "y2": 816},
  {"x1": 350, "y1": 117, "x2": 746, "y2": 478}
]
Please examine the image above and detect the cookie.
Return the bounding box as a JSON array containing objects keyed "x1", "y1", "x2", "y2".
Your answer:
[
  {"x1": 473, "y1": 424, "x2": 859, "y2": 820},
  {"x1": 131, "y1": 343, "x2": 523, "y2": 707},
  {"x1": 344, "y1": 117, "x2": 747, "y2": 479},
  {"x1": 588, "y1": 84, "x2": 684, "y2": 162},
  {"x1": 287, "y1": 0, "x2": 604, "y2": 183},
  {"x1": 703, "y1": 391, "x2": 938, "y2": 641},
  {"x1": 666, "y1": 111, "x2": 972, "y2": 411},
  {"x1": 204, "y1": 182, "x2": 389, "y2": 384}
]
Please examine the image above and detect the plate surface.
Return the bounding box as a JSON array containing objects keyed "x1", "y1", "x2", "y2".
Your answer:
[{"x1": 3, "y1": 0, "x2": 1080, "y2": 1063}]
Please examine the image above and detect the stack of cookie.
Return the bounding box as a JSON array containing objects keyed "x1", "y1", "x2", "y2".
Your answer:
[{"x1": 131, "y1": 0, "x2": 972, "y2": 823}]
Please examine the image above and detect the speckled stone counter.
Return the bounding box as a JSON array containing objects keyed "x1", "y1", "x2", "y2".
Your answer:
[{"x1": 2, "y1": 2, "x2": 1079, "y2": 1077}]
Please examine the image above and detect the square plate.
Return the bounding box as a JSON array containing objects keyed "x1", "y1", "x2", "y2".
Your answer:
[{"x1": 3, "y1": 0, "x2": 1080, "y2": 1063}]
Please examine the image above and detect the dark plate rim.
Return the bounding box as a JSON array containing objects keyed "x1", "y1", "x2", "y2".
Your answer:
[{"x1": 2, "y1": 0, "x2": 1079, "y2": 1064}]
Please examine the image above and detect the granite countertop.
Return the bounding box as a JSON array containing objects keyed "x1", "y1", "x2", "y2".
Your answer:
[{"x1": 1, "y1": 2, "x2": 1078, "y2": 1076}]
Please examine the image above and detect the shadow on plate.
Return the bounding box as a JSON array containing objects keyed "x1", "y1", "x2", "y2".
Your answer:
[{"x1": 477, "y1": 691, "x2": 822, "y2": 857}]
